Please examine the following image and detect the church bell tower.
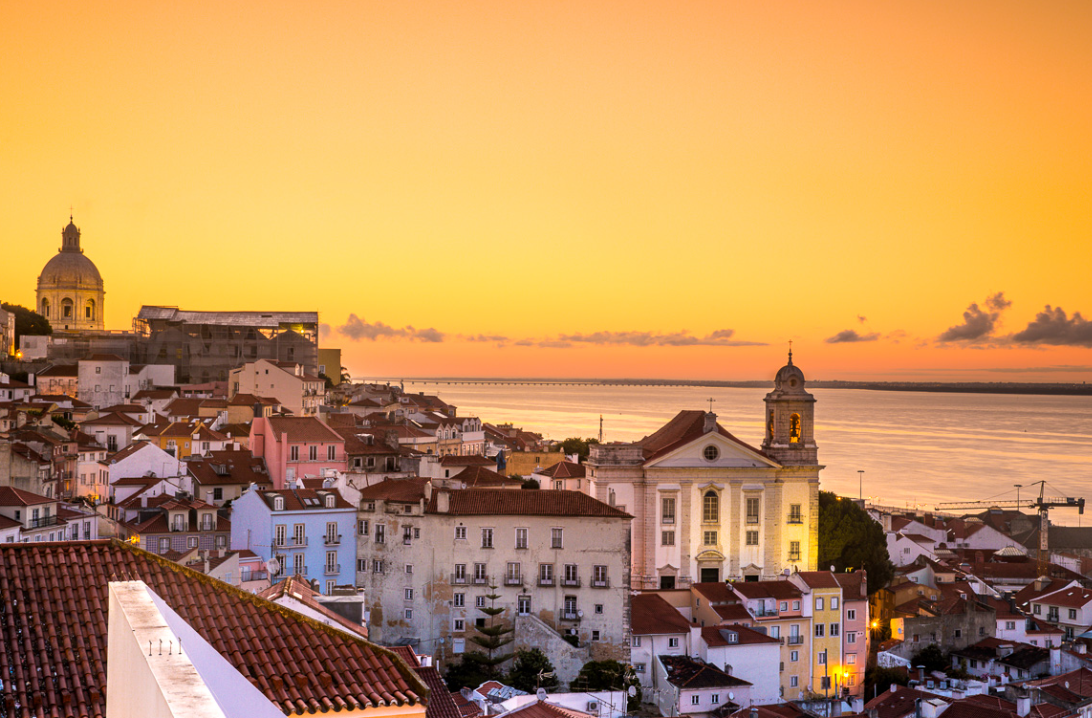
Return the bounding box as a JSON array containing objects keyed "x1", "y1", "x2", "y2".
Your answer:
[{"x1": 761, "y1": 348, "x2": 818, "y2": 465}]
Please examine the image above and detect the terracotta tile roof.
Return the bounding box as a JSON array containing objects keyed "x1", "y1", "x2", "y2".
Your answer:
[
  {"x1": 1034, "y1": 585, "x2": 1092, "y2": 609},
  {"x1": 84, "y1": 353, "x2": 126, "y2": 362},
  {"x1": 865, "y1": 687, "x2": 949, "y2": 718},
  {"x1": 416, "y1": 666, "x2": 464, "y2": 718},
  {"x1": 427, "y1": 489, "x2": 631, "y2": 519},
  {"x1": 0, "y1": 541, "x2": 426, "y2": 717},
  {"x1": 260, "y1": 576, "x2": 369, "y2": 639},
  {"x1": 451, "y1": 465, "x2": 523, "y2": 488},
  {"x1": 164, "y1": 397, "x2": 207, "y2": 417},
  {"x1": 938, "y1": 701, "x2": 1016, "y2": 718},
  {"x1": 794, "y1": 571, "x2": 841, "y2": 589},
  {"x1": 701, "y1": 624, "x2": 780, "y2": 646},
  {"x1": 257, "y1": 488, "x2": 354, "y2": 512},
  {"x1": 187, "y1": 449, "x2": 271, "y2": 487},
  {"x1": 439, "y1": 455, "x2": 495, "y2": 467},
  {"x1": 266, "y1": 416, "x2": 344, "y2": 443},
  {"x1": 132, "y1": 388, "x2": 178, "y2": 401},
  {"x1": 0, "y1": 515, "x2": 22, "y2": 531},
  {"x1": 0, "y1": 486, "x2": 54, "y2": 506},
  {"x1": 729, "y1": 580, "x2": 804, "y2": 601},
  {"x1": 692, "y1": 582, "x2": 738, "y2": 603},
  {"x1": 659, "y1": 654, "x2": 751, "y2": 689},
  {"x1": 36, "y1": 364, "x2": 79, "y2": 377},
  {"x1": 500, "y1": 701, "x2": 593, "y2": 718},
  {"x1": 634, "y1": 410, "x2": 775, "y2": 464},
  {"x1": 80, "y1": 411, "x2": 143, "y2": 427},
  {"x1": 359, "y1": 477, "x2": 432, "y2": 503},
  {"x1": 452, "y1": 689, "x2": 484, "y2": 718},
  {"x1": 1024, "y1": 667, "x2": 1092, "y2": 699},
  {"x1": 333, "y1": 427, "x2": 398, "y2": 455},
  {"x1": 631, "y1": 593, "x2": 693, "y2": 635},
  {"x1": 834, "y1": 571, "x2": 867, "y2": 599},
  {"x1": 729, "y1": 705, "x2": 811, "y2": 718},
  {"x1": 126, "y1": 512, "x2": 231, "y2": 534},
  {"x1": 714, "y1": 604, "x2": 753, "y2": 623},
  {"x1": 230, "y1": 393, "x2": 281, "y2": 406},
  {"x1": 106, "y1": 440, "x2": 156, "y2": 463},
  {"x1": 98, "y1": 403, "x2": 147, "y2": 414},
  {"x1": 536, "y1": 461, "x2": 585, "y2": 479}
]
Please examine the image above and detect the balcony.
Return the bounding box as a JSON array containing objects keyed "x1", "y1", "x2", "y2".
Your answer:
[
  {"x1": 324, "y1": 564, "x2": 341, "y2": 576},
  {"x1": 752, "y1": 606, "x2": 778, "y2": 618},
  {"x1": 561, "y1": 577, "x2": 581, "y2": 588},
  {"x1": 539, "y1": 577, "x2": 555, "y2": 587},
  {"x1": 451, "y1": 573, "x2": 469, "y2": 585},
  {"x1": 560, "y1": 611, "x2": 581, "y2": 622},
  {"x1": 473, "y1": 575, "x2": 491, "y2": 586},
  {"x1": 290, "y1": 565, "x2": 308, "y2": 576},
  {"x1": 324, "y1": 534, "x2": 341, "y2": 546},
  {"x1": 199, "y1": 522, "x2": 215, "y2": 532},
  {"x1": 746, "y1": 516, "x2": 759, "y2": 524},
  {"x1": 786, "y1": 514, "x2": 803, "y2": 525},
  {"x1": 169, "y1": 524, "x2": 189, "y2": 533},
  {"x1": 292, "y1": 538, "x2": 308, "y2": 548},
  {"x1": 591, "y1": 578, "x2": 610, "y2": 589},
  {"x1": 504, "y1": 576, "x2": 524, "y2": 587},
  {"x1": 28, "y1": 515, "x2": 61, "y2": 529},
  {"x1": 787, "y1": 635, "x2": 804, "y2": 645}
]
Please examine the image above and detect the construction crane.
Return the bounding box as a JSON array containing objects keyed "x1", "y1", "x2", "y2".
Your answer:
[{"x1": 935, "y1": 481, "x2": 1084, "y2": 573}]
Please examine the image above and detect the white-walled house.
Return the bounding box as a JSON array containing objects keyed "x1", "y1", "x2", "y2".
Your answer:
[
  {"x1": 107, "y1": 441, "x2": 188, "y2": 486},
  {"x1": 1029, "y1": 584, "x2": 1092, "y2": 641},
  {"x1": 655, "y1": 654, "x2": 753, "y2": 717},
  {"x1": 888, "y1": 532, "x2": 939, "y2": 567},
  {"x1": 698, "y1": 625, "x2": 781, "y2": 705},
  {"x1": 630, "y1": 593, "x2": 694, "y2": 689}
]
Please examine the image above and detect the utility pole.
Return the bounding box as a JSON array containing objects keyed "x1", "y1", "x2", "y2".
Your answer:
[{"x1": 858, "y1": 470, "x2": 864, "y2": 502}]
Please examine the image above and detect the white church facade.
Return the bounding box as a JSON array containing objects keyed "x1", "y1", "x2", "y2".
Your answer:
[{"x1": 587, "y1": 352, "x2": 821, "y2": 589}]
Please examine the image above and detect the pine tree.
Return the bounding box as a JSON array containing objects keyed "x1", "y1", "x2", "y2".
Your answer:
[{"x1": 464, "y1": 584, "x2": 514, "y2": 677}]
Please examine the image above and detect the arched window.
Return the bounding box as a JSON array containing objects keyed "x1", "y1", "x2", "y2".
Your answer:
[
  {"x1": 789, "y1": 413, "x2": 802, "y2": 443},
  {"x1": 41, "y1": 298, "x2": 50, "y2": 318},
  {"x1": 62, "y1": 298, "x2": 73, "y2": 318},
  {"x1": 703, "y1": 490, "x2": 719, "y2": 523},
  {"x1": 85, "y1": 299, "x2": 95, "y2": 320}
]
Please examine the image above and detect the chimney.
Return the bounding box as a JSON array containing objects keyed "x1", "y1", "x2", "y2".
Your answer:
[
  {"x1": 914, "y1": 698, "x2": 922, "y2": 718},
  {"x1": 703, "y1": 412, "x2": 717, "y2": 434},
  {"x1": 891, "y1": 684, "x2": 898, "y2": 694},
  {"x1": 435, "y1": 489, "x2": 450, "y2": 514},
  {"x1": 1016, "y1": 694, "x2": 1031, "y2": 718},
  {"x1": 851, "y1": 698, "x2": 864, "y2": 715}
]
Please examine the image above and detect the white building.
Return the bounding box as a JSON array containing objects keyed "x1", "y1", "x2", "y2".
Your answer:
[
  {"x1": 228, "y1": 359, "x2": 324, "y2": 417},
  {"x1": 698, "y1": 625, "x2": 782, "y2": 705},
  {"x1": 78, "y1": 354, "x2": 128, "y2": 410},
  {"x1": 587, "y1": 353, "x2": 819, "y2": 589}
]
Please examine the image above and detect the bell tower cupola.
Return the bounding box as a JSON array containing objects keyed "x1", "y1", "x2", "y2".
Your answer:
[{"x1": 761, "y1": 346, "x2": 817, "y2": 465}]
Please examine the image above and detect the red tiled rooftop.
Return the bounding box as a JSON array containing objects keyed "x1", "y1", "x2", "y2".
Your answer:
[
  {"x1": 701, "y1": 624, "x2": 780, "y2": 646},
  {"x1": 0, "y1": 541, "x2": 426, "y2": 717},
  {"x1": 631, "y1": 593, "x2": 692, "y2": 635},
  {"x1": 427, "y1": 489, "x2": 631, "y2": 519}
]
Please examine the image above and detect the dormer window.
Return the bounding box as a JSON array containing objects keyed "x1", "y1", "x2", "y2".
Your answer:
[
  {"x1": 273, "y1": 495, "x2": 284, "y2": 511},
  {"x1": 325, "y1": 494, "x2": 335, "y2": 508}
]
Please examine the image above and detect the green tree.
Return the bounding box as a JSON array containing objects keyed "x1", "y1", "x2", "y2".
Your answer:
[
  {"x1": 911, "y1": 644, "x2": 947, "y2": 673},
  {"x1": 506, "y1": 649, "x2": 560, "y2": 693},
  {"x1": 0, "y1": 303, "x2": 52, "y2": 344},
  {"x1": 559, "y1": 437, "x2": 599, "y2": 462},
  {"x1": 521, "y1": 478, "x2": 540, "y2": 490},
  {"x1": 818, "y1": 491, "x2": 894, "y2": 594},
  {"x1": 864, "y1": 666, "x2": 908, "y2": 700},
  {"x1": 464, "y1": 584, "x2": 514, "y2": 678},
  {"x1": 569, "y1": 660, "x2": 641, "y2": 712},
  {"x1": 444, "y1": 653, "x2": 492, "y2": 691}
]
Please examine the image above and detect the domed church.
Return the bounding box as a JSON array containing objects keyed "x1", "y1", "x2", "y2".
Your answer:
[{"x1": 37, "y1": 216, "x2": 105, "y2": 331}]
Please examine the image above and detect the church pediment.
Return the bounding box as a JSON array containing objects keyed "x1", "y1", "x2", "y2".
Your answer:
[
  {"x1": 695, "y1": 550, "x2": 726, "y2": 562},
  {"x1": 647, "y1": 430, "x2": 780, "y2": 470}
]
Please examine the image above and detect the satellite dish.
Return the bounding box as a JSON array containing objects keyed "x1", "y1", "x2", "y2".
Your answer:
[
  {"x1": 628, "y1": 686, "x2": 637, "y2": 697},
  {"x1": 729, "y1": 692, "x2": 735, "y2": 701},
  {"x1": 537, "y1": 689, "x2": 548, "y2": 701},
  {"x1": 266, "y1": 558, "x2": 281, "y2": 575}
]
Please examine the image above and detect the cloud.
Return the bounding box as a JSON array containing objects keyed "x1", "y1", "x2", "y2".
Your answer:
[
  {"x1": 465, "y1": 334, "x2": 509, "y2": 343},
  {"x1": 984, "y1": 364, "x2": 1092, "y2": 373},
  {"x1": 825, "y1": 329, "x2": 880, "y2": 344},
  {"x1": 555, "y1": 329, "x2": 765, "y2": 347},
  {"x1": 1012, "y1": 306, "x2": 1092, "y2": 347},
  {"x1": 537, "y1": 340, "x2": 574, "y2": 349},
  {"x1": 938, "y1": 292, "x2": 1011, "y2": 342},
  {"x1": 319, "y1": 323, "x2": 332, "y2": 338},
  {"x1": 336, "y1": 314, "x2": 445, "y2": 342},
  {"x1": 513, "y1": 340, "x2": 534, "y2": 347}
]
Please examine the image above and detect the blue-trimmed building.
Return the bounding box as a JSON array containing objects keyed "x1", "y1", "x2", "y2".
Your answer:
[{"x1": 230, "y1": 486, "x2": 356, "y2": 594}]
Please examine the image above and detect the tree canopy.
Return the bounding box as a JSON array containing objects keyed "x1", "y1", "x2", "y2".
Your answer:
[
  {"x1": 569, "y1": 660, "x2": 640, "y2": 711},
  {"x1": 1, "y1": 303, "x2": 52, "y2": 343},
  {"x1": 506, "y1": 649, "x2": 560, "y2": 693},
  {"x1": 559, "y1": 437, "x2": 599, "y2": 462},
  {"x1": 818, "y1": 491, "x2": 894, "y2": 594}
]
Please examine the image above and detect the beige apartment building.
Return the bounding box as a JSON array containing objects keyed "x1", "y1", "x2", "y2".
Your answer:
[
  {"x1": 355, "y1": 479, "x2": 633, "y2": 673},
  {"x1": 587, "y1": 353, "x2": 820, "y2": 590},
  {"x1": 229, "y1": 358, "x2": 325, "y2": 416}
]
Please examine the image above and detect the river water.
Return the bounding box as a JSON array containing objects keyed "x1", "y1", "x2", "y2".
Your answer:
[{"x1": 386, "y1": 381, "x2": 1092, "y2": 523}]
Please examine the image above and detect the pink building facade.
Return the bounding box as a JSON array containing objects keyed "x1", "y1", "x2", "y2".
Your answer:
[{"x1": 250, "y1": 416, "x2": 346, "y2": 490}]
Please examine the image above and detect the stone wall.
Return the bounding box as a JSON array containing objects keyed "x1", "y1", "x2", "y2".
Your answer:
[{"x1": 514, "y1": 614, "x2": 589, "y2": 686}]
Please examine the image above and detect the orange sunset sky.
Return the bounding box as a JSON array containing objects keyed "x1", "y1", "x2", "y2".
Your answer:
[{"x1": 3, "y1": 1, "x2": 1091, "y2": 381}]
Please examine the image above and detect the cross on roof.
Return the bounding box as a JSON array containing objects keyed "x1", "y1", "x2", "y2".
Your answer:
[{"x1": 707, "y1": 397, "x2": 715, "y2": 412}]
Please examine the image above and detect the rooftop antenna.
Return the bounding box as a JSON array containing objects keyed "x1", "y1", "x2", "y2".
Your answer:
[{"x1": 707, "y1": 397, "x2": 715, "y2": 413}]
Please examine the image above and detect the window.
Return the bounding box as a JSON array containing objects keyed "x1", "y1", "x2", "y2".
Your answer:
[
  {"x1": 790, "y1": 676, "x2": 798, "y2": 688},
  {"x1": 1033, "y1": 604, "x2": 1041, "y2": 615},
  {"x1": 1005, "y1": 621, "x2": 1016, "y2": 630},
  {"x1": 405, "y1": 609, "x2": 413, "y2": 620},
  {"x1": 847, "y1": 654, "x2": 857, "y2": 665},
  {"x1": 506, "y1": 562, "x2": 521, "y2": 584},
  {"x1": 632, "y1": 636, "x2": 642, "y2": 647},
  {"x1": 788, "y1": 504, "x2": 802, "y2": 523},
  {"x1": 595, "y1": 604, "x2": 604, "y2": 614},
  {"x1": 1070, "y1": 609, "x2": 1078, "y2": 620},
  {"x1": 668, "y1": 637, "x2": 679, "y2": 648},
  {"x1": 815, "y1": 597, "x2": 824, "y2": 611},
  {"x1": 592, "y1": 630, "x2": 600, "y2": 641},
  {"x1": 158, "y1": 538, "x2": 170, "y2": 553},
  {"x1": 704, "y1": 530, "x2": 718, "y2": 546},
  {"x1": 518, "y1": 596, "x2": 531, "y2": 615},
  {"x1": 474, "y1": 563, "x2": 488, "y2": 583},
  {"x1": 293, "y1": 524, "x2": 305, "y2": 546},
  {"x1": 476, "y1": 596, "x2": 487, "y2": 608},
  {"x1": 746, "y1": 530, "x2": 758, "y2": 546},
  {"x1": 275, "y1": 524, "x2": 287, "y2": 547},
  {"x1": 662, "y1": 531, "x2": 675, "y2": 546},
  {"x1": 746, "y1": 497, "x2": 760, "y2": 524},
  {"x1": 711, "y1": 694, "x2": 720, "y2": 705},
  {"x1": 540, "y1": 564, "x2": 554, "y2": 584},
  {"x1": 818, "y1": 651, "x2": 827, "y2": 665},
  {"x1": 309, "y1": 446, "x2": 318, "y2": 461},
  {"x1": 405, "y1": 564, "x2": 413, "y2": 575},
  {"x1": 375, "y1": 524, "x2": 385, "y2": 543},
  {"x1": 290, "y1": 446, "x2": 299, "y2": 461},
  {"x1": 703, "y1": 491, "x2": 719, "y2": 523},
  {"x1": 815, "y1": 624, "x2": 825, "y2": 637},
  {"x1": 564, "y1": 564, "x2": 579, "y2": 585},
  {"x1": 635, "y1": 663, "x2": 646, "y2": 674},
  {"x1": 454, "y1": 619, "x2": 465, "y2": 631},
  {"x1": 955, "y1": 629, "x2": 963, "y2": 639},
  {"x1": 481, "y1": 528, "x2": 493, "y2": 548},
  {"x1": 662, "y1": 497, "x2": 676, "y2": 524},
  {"x1": 454, "y1": 564, "x2": 467, "y2": 582},
  {"x1": 551, "y1": 528, "x2": 563, "y2": 549},
  {"x1": 405, "y1": 588, "x2": 414, "y2": 601},
  {"x1": 187, "y1": 536, "x2": 198, "y2": 549},
  {"x1": 831, "y1": 597, "x2": 839, "y2": 610},
  {"x1": 789, "y1": 413, "x2": 801, "y2": 442},
  {"x1": 592, "y1": 565, "x2": 608, "y2": 587},
  {"x1": 691, "y1": 696, "x2": 700, "y2": 706},
  {"x1": 554, "y1": 480, "x2": 563, "y2": 491},
  {"x1": 515, "y1": 528, "x2": 528, "y2": 549},
  {"x1": 848, "y1": 633, "x2": 857, "y2": 644},
  {"x1": 830, "y1": 623, "x2": 840, "y2": 636},
  {"x1": 403, "y1": 526, "x2": 413, "y2": 545},
  {"x1": 793, "y1": 600, "x2": 800, "y2": 611},
  {"x1": 273, "y1": 496, "x2": 284, "y2": 511},
  {"x1": 454, "y1": 593, "x2": 465, "y2": 607},
  {"x1": 847, "y1": 609, "x2": 856, "y2": 621},
  {"x1": 455, "y1": 526, "x2": 467, "y2": 540},
  {"x1": 357, "y1": 559, "x2": 366, "y2": 572},
  {"x1": 328, "y1": 445, "x2": 335, "y2": 460},
  {"x1": 790, "y1": 651, "x2": 798, "y2": 662}
]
